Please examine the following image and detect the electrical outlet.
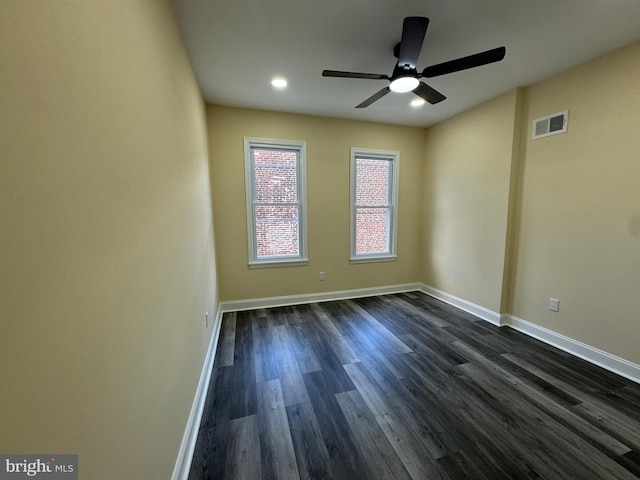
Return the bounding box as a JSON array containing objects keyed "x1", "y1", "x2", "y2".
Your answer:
[
  {"x1": 549, "y1": 298, "x2": 559, "y2": 312},
  {"x1": 319, "y1": 272, "x2": 325, "y2": 281}
]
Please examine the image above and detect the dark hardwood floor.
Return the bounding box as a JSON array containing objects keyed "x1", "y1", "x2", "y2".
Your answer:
[{"x1": 188, "y1": 292, "x2": 640, "y2": 479}]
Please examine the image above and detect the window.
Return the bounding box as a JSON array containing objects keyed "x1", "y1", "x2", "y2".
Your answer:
[
  {"x1": 350, "y1": 148, "x2": 399, "y2": 263},
  {"x1": 244, "y1": 137, "x2": 307, "y2": 267}
]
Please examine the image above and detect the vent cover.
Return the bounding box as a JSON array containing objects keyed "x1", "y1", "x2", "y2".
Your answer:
[{"x1": 532, "y1": 110, "x2": 568, "y2": 139}]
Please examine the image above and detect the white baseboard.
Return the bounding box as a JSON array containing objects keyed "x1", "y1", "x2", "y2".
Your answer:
[
  {"x1": 417, "y1": 283, "x2": 502, "y2": 326},
  {"x1": 220, "y1": 283, "x2": 422, "y2": 312},
  {"x1": 503, "y1": 314, "x2": 640, "y2": 384},
  {"x1": 172, "y1": 306, "x2": 224, "y2": 480}
]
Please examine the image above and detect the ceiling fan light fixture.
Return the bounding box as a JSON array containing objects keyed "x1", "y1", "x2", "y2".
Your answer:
[{"x1": 389, "y1": 75, "x2": 419, "y2": 93}]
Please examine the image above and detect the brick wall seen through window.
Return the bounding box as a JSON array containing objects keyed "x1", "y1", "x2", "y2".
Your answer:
[
  {"x1": 355, "y1": 158, "x2": 392, "y2": 255},
  {"x1": 252, "y1": 148, "x2": 300, "y2": 258}
]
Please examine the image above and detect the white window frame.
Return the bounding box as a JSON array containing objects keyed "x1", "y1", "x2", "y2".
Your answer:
[
  {"x1": 244, "y1": 137, "x2": 308, "y2": 268},
  {"x1": 350, "y1": 147, "x2": 399, "y2": 263}
]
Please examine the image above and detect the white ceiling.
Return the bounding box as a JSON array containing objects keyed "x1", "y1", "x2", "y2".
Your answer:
[{"x1": 170, "y1": 0, "x2": 640, "y2": 128}]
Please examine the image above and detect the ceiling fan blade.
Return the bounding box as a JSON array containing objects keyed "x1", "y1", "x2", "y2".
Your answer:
[
  {"x1": 421, "y1": 46, "x2": 506, "y2": 78},
  {"x1": 322, "y1": 70, "x2": 389, "y2": 80},
  {"x1": 414, "y1": 82, "x2": 446, "y2": 104},
  {"x1": 397, "y1": 17, "x2": 429, "y2": 69},
  {"x1": 356, "y1": 87, "x2": 391, "y2": 108}
]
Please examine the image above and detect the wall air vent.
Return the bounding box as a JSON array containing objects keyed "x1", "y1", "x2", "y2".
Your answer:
[{"x1": 532, "y1": 110, "x2": 569, "y2": 139}]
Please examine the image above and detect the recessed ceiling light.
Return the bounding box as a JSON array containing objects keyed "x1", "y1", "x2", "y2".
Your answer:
[
  {"x1": 411, "y1": 98, "x2": 426, "y2": 107},
  {"x1": 271, "y1": 77, "x2": 288, "y2": 88}
]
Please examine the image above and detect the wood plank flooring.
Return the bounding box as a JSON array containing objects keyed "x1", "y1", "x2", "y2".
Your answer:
[{"x1": 188, "y1": 292, "x2": 640, "y2": 479}]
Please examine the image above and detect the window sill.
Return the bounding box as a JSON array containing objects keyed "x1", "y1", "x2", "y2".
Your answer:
[
  {"x1": 249, "y1": 258, "x2": 309, "y2": 269},
  {"x1": 350, "y1": 255, "x2": 397, "y2": 264}
]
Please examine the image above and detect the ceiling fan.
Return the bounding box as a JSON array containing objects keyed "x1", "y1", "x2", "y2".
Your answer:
[{"x1": 322, "y1": 16, "x2": 506, "y2": 108}]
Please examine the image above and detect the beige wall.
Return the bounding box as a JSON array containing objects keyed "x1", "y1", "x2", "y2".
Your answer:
[
  {"x1": 0, "y1": 1, "x2": 218, "y2": 478},
  {"x1": 512, "y1": 40, "x2": 640, "y2": 364},
  {"x1": 421, "y1": 90, "x2": 521, "y2": 313},
  {"x1": 208, "y1": 106, "x2": 426, "y2": 301},
  {"x1": 421, "y1": 39, "x2": 640, "y2": 365}
]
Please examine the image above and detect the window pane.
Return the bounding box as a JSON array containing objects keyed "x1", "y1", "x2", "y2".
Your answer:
[
  {"x1": 356, "y1": 158, "x2": 389, "y2": 207},
  {"x1": 355, "y1": 207, "x2": 389, "y2": 254},
  {"x1": 255, "y1": 205, "x2": 299, "y2": 257},
  {"x1": 253, "y1": 148, "x2": 297, "y2": 203}
]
